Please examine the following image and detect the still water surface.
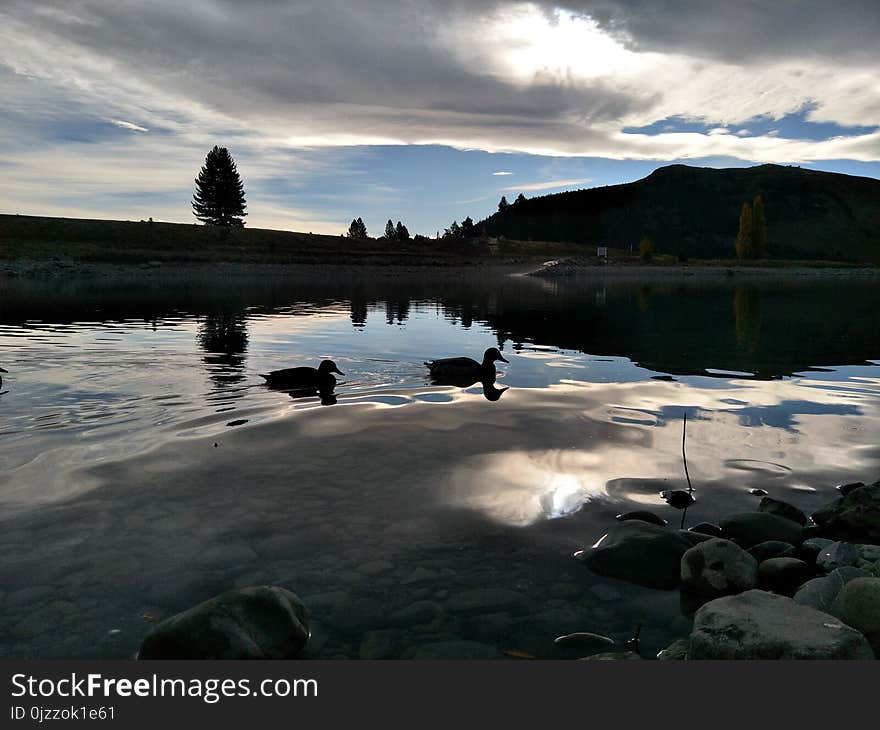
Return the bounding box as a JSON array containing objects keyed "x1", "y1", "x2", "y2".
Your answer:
[{"x1": 1, "y1": 267, "x2": 878, "y2": 658}]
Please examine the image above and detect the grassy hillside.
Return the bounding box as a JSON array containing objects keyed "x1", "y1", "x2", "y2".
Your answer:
[
  {"x1": 0, "y1": 214, "x2": 580, "y2": 266},
  {"x1": 481, "y1": 164, "x2": 880, "y2": 263}
]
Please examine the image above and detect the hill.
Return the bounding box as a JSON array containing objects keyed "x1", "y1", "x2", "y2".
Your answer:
[
  {"x1": 480, "y1": 164, "x2": 880, "y2": 263},
  {"x1": 0, "y1": 214, "x2": 579, "y2": 267}
]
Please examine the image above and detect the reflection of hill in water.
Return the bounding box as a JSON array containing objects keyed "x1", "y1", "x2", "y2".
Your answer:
[{"x1": 2, "y1": 269, "x2": 878, "y2": 378}]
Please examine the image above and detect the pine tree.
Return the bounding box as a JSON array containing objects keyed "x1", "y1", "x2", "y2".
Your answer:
[
  {"x1": 192, "y1": 146, "x2": 247, "y2": 226},
  {"x1": 384, "y1": 219, "x2": 396, "y2": 240},
  {"x1": 752, "y1": 195, "x2": 766, "y2": 259},
  {"x1": 498, "y1": 196, "x2": 509, "y2": 213},
  {"x1": 461, "y1": 216, "x2": 475, "y2": 237},
  {"x1": 514, "y1": 193, "x2": 527, "y2": 205},
  {"x1": 395, "y1": 221, "x2": 410, "y2": 240},
  {"x1": 444, "y1": 221, "x2": 462, "y2": 239},
  {"x1": 735, "y1": 201, "x2": 753, "y2": 259},
  {"x1": 347, "y1": 218, "x2": 368, "y2": 238}
]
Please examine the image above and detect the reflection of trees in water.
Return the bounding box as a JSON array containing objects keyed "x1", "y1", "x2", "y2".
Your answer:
[
  {"x1": 350, "y1": 297, "x2": 368, "y2": 328},
  {"x1": 197, "y1": 312, "x2": 249, "y2": 387},
  {"x1": 385, "y1": 299, "x2": 410, "y2": 325},
  {"x1": 734, "y1": 286, "x2": 762, "y2": 352}
]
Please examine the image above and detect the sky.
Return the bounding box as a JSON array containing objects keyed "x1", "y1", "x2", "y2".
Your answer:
[{"x1": 1, "y1": 0, "x2": 879, "y2": 236}]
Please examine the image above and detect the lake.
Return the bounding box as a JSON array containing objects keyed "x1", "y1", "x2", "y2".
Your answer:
[{"x1": 1, "y1": 266, "x2": 878, "y2": 659}]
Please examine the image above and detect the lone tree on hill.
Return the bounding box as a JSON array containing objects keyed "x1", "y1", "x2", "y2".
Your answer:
[
  {"x1": 639, "y1": 235, "x2": 653, "y2": 261},
  {"x1": 347, "y1": 217, "x2": 368, "y2": 238},
  {"x1": 192, "y1": 146, "x2": 247, "y2": 226},
  {"x1": 751, "y1": 195, "x2": 767, "y2": 258},
  {"x1": 735, "y1": 201, "x2": 754, "y2": 259}
]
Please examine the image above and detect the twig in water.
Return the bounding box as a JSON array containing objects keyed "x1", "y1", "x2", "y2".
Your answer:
[{"x1": 682, "y1": 411, "x2": 693, "y2": 493}]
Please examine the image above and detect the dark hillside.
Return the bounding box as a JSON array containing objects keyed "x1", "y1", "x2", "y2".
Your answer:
[{"x1": 481, "y1": 164, "x2": 880, "y2": 262}]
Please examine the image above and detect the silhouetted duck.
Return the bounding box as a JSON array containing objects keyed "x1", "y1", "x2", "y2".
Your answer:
[
  {"x1": 0, "y1": 367, "x2": 6, "y2": 388},
  {"x1": 426, "y1": 347, "x2": 508, "y2": 382},
  {"x1": 260, "y1": 359, "x2": 344, "y2": 389}
]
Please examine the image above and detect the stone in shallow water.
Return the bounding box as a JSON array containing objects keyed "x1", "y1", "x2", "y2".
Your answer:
[
  {"x1": 359, "y1": 629, "x2": 402, "y2": 660},
  {"x1": 615, "y1": 510, "x2": 667, "y2": 526},
  {"x1": 413, "y1": 641, "x2": 503, "y2": 660},
  {"x1": 680, "y1": 538, "x2": 758, "y2": 599},
  {"x1": 688, "y1": 589, "x2": 873, "y2": 660},
  {"x1": 749, "y1": 540, "x2": 797, "y2": 563},
  {"x1": 447, "y1": 588, "x2": 531, "y2": 616},
  {"x1": 757, "y1": 557, "x2": 814, "y2": 596},
  {"x1": 719, "y1": 512, "x2": 804, "y2": 548},
  {"x1": 689, "y1": 523, "x2": 723, "y2": 538},
  {"x1": 816, "y1": 542, "x2": 860, "y2": 573},
  {"x1": 812, "y1": 481, "x2": 880, "y2": 542},
  {"x1": 831, "y1": 577, "x2": 880, "y2": 655},
  {"x1": 388, "y1": 600, "x2": 443, "y2": 628},
  {"x1": 800, "y1": 537, "x2": 834, "y2": 563},
  {"x1": 577, "y1": 521, "x2": 692, "y2": 590},
  {"x1": 138, "y1": 586, "x2": 309, "y2": 660},
  {"x1": 758, "y1": 496, "x2": 807, "y2": 526},
  {"x1": 657, "y1": 638, "x2": 690, "y2": 660},
  {"x1": 793, "y1": 567, "x2": 870, "y2": 613},
  {"x1": 554, "y1": 632, "x2": 615, "y2": 652},
  {"x1": 579, "y1": 651, "x2": 642, "y2": 660}
]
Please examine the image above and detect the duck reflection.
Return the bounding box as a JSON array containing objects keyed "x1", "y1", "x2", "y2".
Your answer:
[
  {"x1": 288, "y1": 384, "x2": 338, "y2": 407},
  {"x1": 426, "y1": 347, "x2": 510, "y2": 402}
]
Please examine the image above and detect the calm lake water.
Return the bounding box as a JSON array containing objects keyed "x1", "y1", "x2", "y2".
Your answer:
[{"x1": 1, "y1": 266, "x2": 879, "y2": 659}]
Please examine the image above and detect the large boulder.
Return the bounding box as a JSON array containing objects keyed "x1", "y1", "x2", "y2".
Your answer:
[
  {"x1": 793, "y1": 567, "x2": 871, "y2": 613},
  {"x1": 830, "y1": 577, "x2": 880, "y2": 655},
  {"x1": 680, "y1": 538, "x2": 758, "y2": 599},
  {"x1": 688, "y1": 590, "x2": 873, "y2": 659},
  {"x1": 812, "y1": 480, "x2": 880, "y2": 542},
  {"x1": 138, "y1": 586, "x2": 310, "y2": 660},
  {"x1": 749, "y1": 540, "x2": 797, "y2": 563},
  {"x1": 719, "y1": 512, "x2": 804, "y2": 548},
  {"x1": 577, "y1": 521, "x2": 693, "y2": 589},
  {"x1": 758, "y1": 497, "x2": 807, "y2": 526}
]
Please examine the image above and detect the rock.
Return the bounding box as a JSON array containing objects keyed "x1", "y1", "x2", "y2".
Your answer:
[
  {"x1": 579, "y1": 651, "x2": 642, "y2": 660},
  {"x1": 757, "y1": 558, "x2": 814, "y2": 595},
  {"x1": 719, "y1": 512, "x2": 804, "y2": 548},
  {"x1": 800, "y1": 537, "x2": 834, "y2": 563},
  {"x1": 689, "y1": 523, "x2": 723, "y2": 538},
  {"x1": 359, "y1": 629, "x2": 402, "y2": 660},
  {"x1": 812, "y1": 481, "x2": 880, "y2": 542},
  {"x1": 138, "y1": 586, "x2": 309, "y2": 660},
  {"x1": 413, "y1": 641, "x2": 503, "y2": 660},
  {"x1": 388, "y1": 601, "x2": 443, "y2": 628},
  {"x1": 748, "y1": 540, "x2": 797, "y2": 562},
  {"x1": 830, "y1": 577, "x2": 880, "y2": 655},
  {"x1": 401, "y1": 566, "x2": 438, "y2": 584},
  {"x1": 680, "y1": 538, "x2": 758, "y2": 599},
  {"x1": 554, "y1": 632, "x2": 616, "y2": 652},
  {"x1": 661, "y1": 490, "x2": 695, "y2": 508},
  {"x1": 657, "y1": 638, "x2": 690, "y2": 660},
  {"x1": 578, "y1": 521, "x2": 694, "y2": 590},
  {"x1": 678, "y1": 530, "x2": 714, "y2": 546},
  {"x1": 758, "y1": 497, "x2": 807, "y2": 526},
  {"x1": 616, "y1": 510, "x2": 667, "y2": 526},
  {"x1": 838, "y1": 482, "x2": 866, "y2": 496},
  {"x1": 688, "y1": 589, "x2": 873, "y2": 659},
  {"x1": 447, "y1": 588, "x2": 531, "y2": 616},
  {"x1": 749, "y1": 488, "x2": 769, "y2": 496},
  {"x1": 816, "y1": 541, "x2": 860, "y2": 572},
  {"x1": 356, "y1": 560, "x2": 394, "y2": 576},
  {"x1": 855, "y1": 544, "x2": 880, "y2": 563},
  {"x1": 794, "y1": 567, "x2": 871, "y2": 612}
]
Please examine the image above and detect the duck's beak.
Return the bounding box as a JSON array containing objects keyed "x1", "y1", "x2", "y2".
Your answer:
[
  {"x1": 0, "y1": 367, "x2": 7, "y2": 373},
  {"x1": 498, "y1": 355, "x2": 509, "y2": 364},
  {"x1": 332, "y1": 367, "x2": 345, "y2": 376}
]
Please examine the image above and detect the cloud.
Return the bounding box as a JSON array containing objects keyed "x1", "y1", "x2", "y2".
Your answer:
[
  {"x1": 0, "y1": 1, "x2": 877, "y2": 229},
  {"x1": 502, "y1": 178, "x2": 591, "y2": 191},
  {"x1": 108, "y1": 119, "x2": 148, "y2": 132},
  {"x1": 492, "y1": 171, "x2": 514, "y2": 176}
]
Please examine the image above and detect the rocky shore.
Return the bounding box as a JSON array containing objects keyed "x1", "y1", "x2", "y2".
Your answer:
[
  {"x1": 134, "y1": 478, "x2": 880, "y2": 660},
  {"x1": 527, "y1": 258, "x2": 880, "y2": 278}
]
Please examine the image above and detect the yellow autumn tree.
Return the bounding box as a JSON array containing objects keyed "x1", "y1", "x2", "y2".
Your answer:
[{"x1": 735, "y1": 202, "x2": 753, "y2": 259}]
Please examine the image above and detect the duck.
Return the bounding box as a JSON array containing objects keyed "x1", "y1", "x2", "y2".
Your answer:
[
  {"x1": 260, "y1": 359, "x2": 344, "y2": 390},
  {"x1": 0, "y1": 367, "x2": 6, "y2": 388},
  {"x1": 425, "y1": 347, "x2": 509, "y2": 382}
]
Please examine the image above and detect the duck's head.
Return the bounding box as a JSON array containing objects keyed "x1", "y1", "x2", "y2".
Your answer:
[
  {"x1": 0, "y1": 367, "x2": 7, "y2": 374},
  {"x1": 483, "y1": 347, "x2": 509, "y2": 365},
  {"x1": 318, "y1": 359, "x2": 344, "y2": 377}
]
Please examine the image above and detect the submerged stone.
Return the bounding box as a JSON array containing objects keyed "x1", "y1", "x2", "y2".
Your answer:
[
  {"x1": 748, "y1": 540, "x2": 797, "y2": 563},
  {"x1": 758, "y1": 497, "x2": 807, "y2": 526},
  {"x1": 657, "y1": 638, "x2": 690, "y2": 660},
  {"x1": 719, "y1": 512, "x2": 804, "y2": 548},
  {"x1": 577, "y1": 521, "x2": 692, "y2": 590},
  {"x1": 554, "y1": 632, "x2": 616, "y2": 652},
  {"x1": 689, "y1": 523, "x2": 723, "y2": 538},
  {"x1": 138, "y1": 585, "x2": 310, "y2": 660},
  {"x1": 757, "y1": 557, "x2": 814, "y2": 596},
  {"x1": 616, "y1": 510, "x2": 667, "y2": 526}
]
